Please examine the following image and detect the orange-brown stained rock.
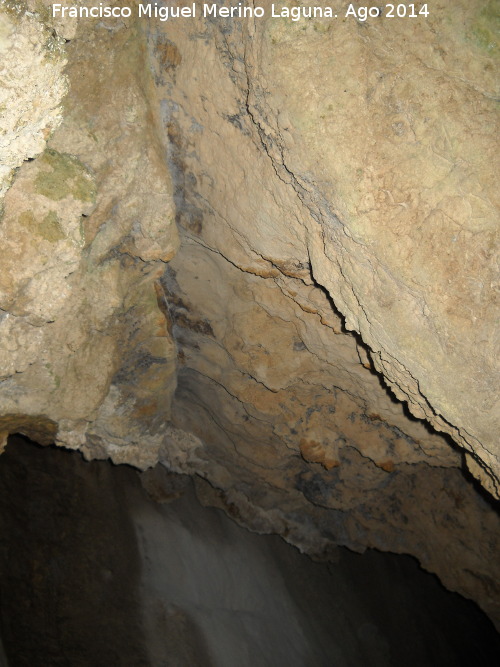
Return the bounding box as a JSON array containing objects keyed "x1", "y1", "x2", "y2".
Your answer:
[
  {"x1": 378, "y1": 460, "x2": 395, "y2": 474},
  {"x1": 299, "y1": 439, "x2": 340, "y2": 471}
]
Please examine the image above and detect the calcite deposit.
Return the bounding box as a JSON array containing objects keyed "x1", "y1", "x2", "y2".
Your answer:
[{"x1": 0, "y1": 0, "x2": 499, "y2": 628}]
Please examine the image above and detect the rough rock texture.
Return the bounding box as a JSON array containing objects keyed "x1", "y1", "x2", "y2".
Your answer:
[
  {"x1": 0, "y1": 0, "x2": 67, "y2": 199},
  {"x1": 0, "y1": 0, "x2": 499, "y2": 630},
  {"x1": 0, "y1": 2, "x2": 179, "y2": 467},
  {"x1": 256, "y1": 0, "x2": 500, "y2": 497},
  {"x1": 153, "y1": 0, "x2": 500, "y2": 495}
]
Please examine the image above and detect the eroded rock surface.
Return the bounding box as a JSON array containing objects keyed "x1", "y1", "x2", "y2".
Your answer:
[
  {"x1": 0, "y1": 1, "x2": 179, "y2": 466},
  {"x1": 0, "y1": 0, "x2": 67, "y2": 198},
  {"x1": 0, "y1": 0, "x2": 499, "y2": 629}
]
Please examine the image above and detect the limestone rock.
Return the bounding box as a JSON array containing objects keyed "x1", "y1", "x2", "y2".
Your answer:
[
  {"x1": 254, "y1": 0, "x2": 499, "y2": 496},
  {"x1": 0, "y1": 1, "x2": 67, "y2": 200},
  {"x1": 0, "y1": 9, "x2": 179, "y2": 468},
  {"x1": 148, "y1": 1, "x2": 500, "y2": 626}
]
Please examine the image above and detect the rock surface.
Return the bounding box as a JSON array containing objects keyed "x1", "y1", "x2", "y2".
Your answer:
[
  {"x1": 0, "y1": 0, "x2": 67, "y2": 199},
  {"x1": 0, "y1": 0, "x2": 179, "y2": 467},
  {"x1": 0, "y1": 0, "x2": 499, "y2": 629}
]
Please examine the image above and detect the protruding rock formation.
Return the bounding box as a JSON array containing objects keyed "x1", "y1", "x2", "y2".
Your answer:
[{"x1": 1, "y1": 0, "x2": 499, "y2": 629}]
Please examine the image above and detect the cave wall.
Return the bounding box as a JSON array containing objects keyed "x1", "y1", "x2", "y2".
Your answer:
[
  {"x1": 0, "y1": 0, "x2": 499, "y2": 630},
  {"x1": 1, "y1": 0, "x2": 179, "y2": 467}
]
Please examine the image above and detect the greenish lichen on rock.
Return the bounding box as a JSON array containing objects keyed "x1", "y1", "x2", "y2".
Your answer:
[
  {"x1": 39, "y1": 210, "x2": 65, "y2": 242},
  {"x1": 18, "y1": 209, "x2": 65, "y2": 242},
  {"x1": 0, "y1": 8, "x2": 13, "y2": 50},
  {"x1": 35, "y1": 149, "x2": 96, "y2": 203},
  {"x1": 468, "y1": 0, "x2": 500, "y2": 55}
]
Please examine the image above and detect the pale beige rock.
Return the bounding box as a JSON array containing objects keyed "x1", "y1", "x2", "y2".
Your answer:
[
  {"x1": 252, "y1": 0, "x2": 500, "y2": 495},
  {"x1": 0, "y1": 2, "x2": 67, "y2": 199}
]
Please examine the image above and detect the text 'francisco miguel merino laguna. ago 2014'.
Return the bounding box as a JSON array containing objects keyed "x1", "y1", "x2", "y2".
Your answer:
[{"x1": 51, "y1": 3, "x2": 431, "y2": 22}]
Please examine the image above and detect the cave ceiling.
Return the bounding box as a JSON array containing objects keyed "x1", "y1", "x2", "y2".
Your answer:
[{"x1": 0, "y1": 0, "x2": 499, "y2": 628}]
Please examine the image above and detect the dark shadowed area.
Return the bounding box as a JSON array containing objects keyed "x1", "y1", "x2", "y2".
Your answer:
[{"x1": 0, "y1": 436, "x2": 498, "y2": 667}]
